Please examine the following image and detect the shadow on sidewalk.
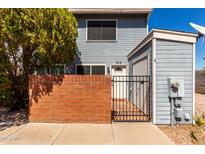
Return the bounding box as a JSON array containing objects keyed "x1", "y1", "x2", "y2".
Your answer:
[{"x1": 0, "y1": 107, "x2": 28, "y2": 131}]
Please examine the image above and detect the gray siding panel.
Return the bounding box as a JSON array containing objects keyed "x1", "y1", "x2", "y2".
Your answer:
[
  {"x1": 71, "y1": 15, "x2": 147, "y2": 74},
  {"x1": 155, "y1": 39, "x2": 193, "y2": 124}
]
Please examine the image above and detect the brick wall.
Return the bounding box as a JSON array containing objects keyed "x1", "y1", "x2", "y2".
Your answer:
[{"x1": 29, "y1": 75, "x2": 112, "y2": 123}]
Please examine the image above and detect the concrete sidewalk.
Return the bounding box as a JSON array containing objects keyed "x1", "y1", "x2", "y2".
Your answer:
[{"x1": 0, "y1": 123, "x2": 174, "y2": 145}]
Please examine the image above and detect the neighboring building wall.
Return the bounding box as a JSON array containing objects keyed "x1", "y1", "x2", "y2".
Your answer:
[
  {"x1": 69, "y1": 14, "x2": 148, "y2": 74},
  {"x1": 128, "y1": 41, "x2": 152, "y2": 76},
  {"x1": 29, "y1": 75, "x2": 112, "y2": 123},
  {"x1": 155, "y1": 39, "x2": 193, "y2": 124}
]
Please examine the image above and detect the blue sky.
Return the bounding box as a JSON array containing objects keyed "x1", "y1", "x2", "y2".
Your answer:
[{"x1": 148, "y1": 8, "x2": 205, "y2": 70}]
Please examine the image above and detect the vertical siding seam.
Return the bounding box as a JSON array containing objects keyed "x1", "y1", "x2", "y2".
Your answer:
[{"x1": 152, "y1": 38, "x2": 156, "y2": 124}]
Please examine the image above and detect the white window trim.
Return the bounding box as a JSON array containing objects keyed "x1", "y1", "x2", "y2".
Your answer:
[
  {"x1": 76, "y1": 64, "x2": 107, "y2": 75},
  {"x1": 86, "y1": 19, "x2": 118, "y2": 42}
]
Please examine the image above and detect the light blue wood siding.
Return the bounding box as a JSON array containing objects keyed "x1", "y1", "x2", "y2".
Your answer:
[
  {"x1": 128, "y1": 41, "x2": 152, "y2": 108},
  {"x1": 155, "y1": 39, "x2": 193, "y2": 124},
  {"x1": 69, "y1": 14, "x2": 148, "y2": 74}
]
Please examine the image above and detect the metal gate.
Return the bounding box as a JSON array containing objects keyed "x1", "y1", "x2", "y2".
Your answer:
[{"x1": 112, "y1": 76, "x2": 151, "y2": 122}]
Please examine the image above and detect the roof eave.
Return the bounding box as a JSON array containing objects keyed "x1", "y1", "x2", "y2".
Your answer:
[
  {"x1": 69, "y1": 8, "x2": 152, "y2": 15},
  {"x1": 127, "y1": 29, "x2": 198, "y2": 59},
  {"x1": 152, "y1": 29, "x2": 198, "y2": 38}
]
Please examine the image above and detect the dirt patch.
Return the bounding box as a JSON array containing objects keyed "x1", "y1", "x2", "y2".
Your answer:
[
  {"x1": 158, "y1": 125, "x2": 197, "y2": 144},
  {"x1": 195, "y1": 93, "x2": 205, "y2": 116},
  {"x1": 158, "y1": 93, "x2": 205, "y2": 145},
  {"x1": 195, "y1": 70, "x2": 205, "y2": 94},
  {"x1": 0, "y1": 106, "x2": 28, "y2": 131}
]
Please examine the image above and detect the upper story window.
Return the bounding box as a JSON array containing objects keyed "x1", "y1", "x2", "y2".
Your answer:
[{"x1": 87, "y1": 20, "x2": 116, "y2": 41}]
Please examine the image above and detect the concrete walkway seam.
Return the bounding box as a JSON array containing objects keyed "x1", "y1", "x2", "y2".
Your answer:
[
  {"x1": 152, "y1": 125, "x2": 175, "y2": 144},
  {"x1": 111, "y1": 124, "x2": 116, "y2": 145},
  {"x1": 0, "y1": 123, "x2": 28, "y2": 143},
  {"x1": 51, "y1": 124, "x2": 66, "y2": 145}
]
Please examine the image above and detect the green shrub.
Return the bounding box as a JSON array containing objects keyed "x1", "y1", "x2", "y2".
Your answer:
[
  {"x1": 0, "y1": 9, "x2": 78, "y2": 109},
  {"x1": 193, "y1": 114, "x2": 205, "y2": 126}
]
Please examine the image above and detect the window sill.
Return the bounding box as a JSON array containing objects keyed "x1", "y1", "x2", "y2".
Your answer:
[{"x1": 86, "y1": 40, "x2": 118, "y2": 42}]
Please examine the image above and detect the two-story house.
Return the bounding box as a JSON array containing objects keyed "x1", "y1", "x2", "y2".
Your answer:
[
  {"x1": 68, "y1": 8, "x2": 151, "y2": 77},
  {"x1": 32, "y1": 8, "x2": 197, "y2": 125},
  {"x1": 68, "y1": 8, "x2": 197, "y2": 125}
]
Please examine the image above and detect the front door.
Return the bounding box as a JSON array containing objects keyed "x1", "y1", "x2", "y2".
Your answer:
[{"x1": 111, "y1": 65, "x2": 127, "y2": 99}]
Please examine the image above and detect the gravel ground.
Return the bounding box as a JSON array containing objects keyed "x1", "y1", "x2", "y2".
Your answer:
[
  {"x1": 158, "y1": 125, "x2": 197, "y2": 144},
  {"x1": 0, "y1": 107, "x2": 28, "y2": 131},
  {"x1": 195, "y1": 93, "x2": 205, "y2": 116},
  {"x1": 158, "y1": 93, "x2": 205, "y2": 145}
]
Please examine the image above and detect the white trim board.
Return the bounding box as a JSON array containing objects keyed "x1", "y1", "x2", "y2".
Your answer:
[
  {"x1": 192, "y1": 43, "x2": 196, "y2": 124},
  {"x1": 127, "y1": 28, "x2": 198, "y2": 59},
  {"x1": 152, "y1": 38, "x2": 156, "y2": 124},
  {"x1": 70, "y1": 8, "x2": 152, "y2": 14},
  {"x1": 153, "y1": 32, "x2": 197, "y2": 44}
]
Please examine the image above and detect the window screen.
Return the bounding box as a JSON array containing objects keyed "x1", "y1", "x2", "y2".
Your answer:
[
  {"x1": 102, "y1": 21, "x2": 116, "y2": 40},
  {"x1": 92, "y1": 66, "x2": 105, "y2": 75},
  {"x1": 77, "y1": 65, "x2": 90, "y2": 75},
  {"x1": 76, "y1": 65, "x2": 105, "y2": 75},
  {"x1": 87, "y1": 20, "x2": 116, "y2": 40},
  {"x1": 87, "y1": 21, "x2": 102, "y2": 40}
]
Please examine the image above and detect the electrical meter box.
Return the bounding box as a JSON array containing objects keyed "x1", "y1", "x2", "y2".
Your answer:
[
  {"x1": 168, "y1": 77, "x2": 184, "y2": 98},
  {"x1": 174, "y1": 108, "x2": 183, "y2": 119}
]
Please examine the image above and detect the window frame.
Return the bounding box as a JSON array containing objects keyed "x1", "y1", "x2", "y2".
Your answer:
[
  {"x1": 76, "y1": 64, "x2": 107, "y2": 75},
  {"x1": 34, "y1": 64, "x2": 67, "y2": 75},
  {"x1": 86, "y1": 19, "x2": 118, "y2": 41}
]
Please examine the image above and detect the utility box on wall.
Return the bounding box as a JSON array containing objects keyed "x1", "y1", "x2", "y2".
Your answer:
[{"x1": 168, "y1": 77, "x2": 184, "y2": 98}]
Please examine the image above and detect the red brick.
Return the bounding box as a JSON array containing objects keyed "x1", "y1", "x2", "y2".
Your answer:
[{"x1": 29, "y1": 75, "x2": 112, "y2": 123}]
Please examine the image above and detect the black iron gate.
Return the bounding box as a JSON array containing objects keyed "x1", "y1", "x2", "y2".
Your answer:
[{"x1": 112, "y1": 76, "x2": 151, "y2": 122}]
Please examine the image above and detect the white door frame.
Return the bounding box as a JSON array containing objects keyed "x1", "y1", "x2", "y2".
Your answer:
[
  {"x1": 111, "y1": 64, "x2": 127, "y2": 99},
  {"x1": 111, "y1": 64, "x2": 127, "y2": 76}
]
